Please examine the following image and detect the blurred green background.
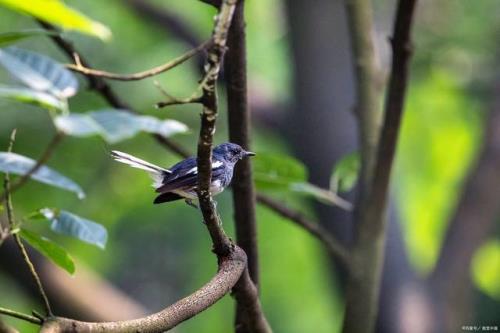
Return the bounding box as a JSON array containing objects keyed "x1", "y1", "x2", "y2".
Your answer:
[{"x1": 0, "y1": 0, "x2": 499, "y2": 332}]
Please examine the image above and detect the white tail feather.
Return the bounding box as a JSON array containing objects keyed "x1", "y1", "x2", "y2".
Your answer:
[{"x1": 111, "y1": 150, "x2": 171, "y2": 175}]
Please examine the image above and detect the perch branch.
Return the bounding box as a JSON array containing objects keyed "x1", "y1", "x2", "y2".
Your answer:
[
  {"x1": 196, "y1": 0, "x2": 237, "y2": 257},
  {"x1": 195, "y1": 1, "x2": 271, "y2": 332},
  {"x1": 39, "y1": 248, "x2": 246, "y2": 333}
]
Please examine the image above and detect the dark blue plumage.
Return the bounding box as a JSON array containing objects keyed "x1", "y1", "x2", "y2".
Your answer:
[{"x1": 111, "y1": 142, "x2": 255, "y2": 206}]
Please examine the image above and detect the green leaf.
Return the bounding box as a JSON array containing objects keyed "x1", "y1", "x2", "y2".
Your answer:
[
  {"x1": 471, "y1": 239, "x2": 500, "y2": 300},
  {"x1": 54, "y1": 110, "x2": 189, "y2": 144},
  {"x1": 290, "y1": 182, "x2": 353, "y2": 210},
  {"x1": 0, "y1": 152, "x2": 85, "y2": 199},
  {"x1": 38, "y1": 208, "x2": 107, "y2": 249},
  {"x1": 0, "y1": 85, "x2": 67, "y2": 112},
  {"x1": 253, "y1": 153, "x2": 307, "y2": 191},
  {"x1": 330, "y1": 152, "x2": 360, "y2": 193},
  {"x1": 0, "y1": 47, "x2": 78, "y2": 99},
  {"x1": 0, "y1": 0, "x2": 111, "y2": 40},
  {"x1": 19, "y1": 228, "x2": 75, "y2": 275},
  {"x1": 0, "y1": 29, "x2": 58, "y2": 47}
]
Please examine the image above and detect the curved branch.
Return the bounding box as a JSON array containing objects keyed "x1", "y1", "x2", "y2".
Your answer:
[
  {"x1": 66, "y1": 40, "x2": 212, "y2": 81},
  {"x1": 39, "y1": 248, "x2": 247, "y2": 333}
]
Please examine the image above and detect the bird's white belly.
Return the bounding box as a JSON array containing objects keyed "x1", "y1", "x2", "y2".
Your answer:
[{"x1": 172, "y1": 179, "x2": 224, "y2": 200}]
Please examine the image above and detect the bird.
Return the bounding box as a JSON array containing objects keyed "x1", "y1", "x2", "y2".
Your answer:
[{"x1": 110, "y1": 142, "x2": 255, "y2": 207}]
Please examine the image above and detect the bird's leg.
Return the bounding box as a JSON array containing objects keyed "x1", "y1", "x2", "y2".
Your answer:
[{"x1": 185, "y1": 199, "x2": 199, "y2": 209}]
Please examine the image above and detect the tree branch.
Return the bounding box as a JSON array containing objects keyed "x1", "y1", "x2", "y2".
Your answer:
[
  {"x1": 342, "y1": 1, "x2": 418, "y2": 332},
  {"x1": 66, "y1": 40, "x2": 211, "y2": 81},
  {"x1": 224, "y1": 0, "x2": 260, "y2": 287},
  {"x1": 196, "y1": 0, "x2": 237, "y2": 257},
  {"x1": 344, "y1": 0, "x2": 383, "y2": 186},
  {"x1": 37, "y1": 20, "x2": 193, "y2": 153},
  {"x1": 195, "y1": 1, "x2": 271, "y2": 332},
  {"x1": 39, "y1": 248, "x2": 247, "y2": 333}
]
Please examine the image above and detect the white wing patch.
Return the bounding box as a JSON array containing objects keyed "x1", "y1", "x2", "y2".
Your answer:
[{"x1": 185, "y1": 161, "x2": 223, "y2": 176}]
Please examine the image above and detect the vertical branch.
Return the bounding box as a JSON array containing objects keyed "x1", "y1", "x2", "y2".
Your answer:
[
  {"x1": 224, "y1": 2, "x2": 260, "y2": 331},
  {"x1": 344, "y1": 0, "x2": 383, "y2": 186},
  {"x1": 197, "y1": 0, "x2": 237, "y2": 257},
  {"x1": 225, "y1": 0, "x2": 259, "y2": 286},
  {"x1": 3, "y1": 130, "x2": 53, "y2": 317},
  {"x1": 342, "y1": 1, "x2": 418, "y2": 333}
]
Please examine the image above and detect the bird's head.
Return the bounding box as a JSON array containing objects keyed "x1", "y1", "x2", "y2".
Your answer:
[{"x1": 213, "y1": 142, "x2": 255, "y2": 163}]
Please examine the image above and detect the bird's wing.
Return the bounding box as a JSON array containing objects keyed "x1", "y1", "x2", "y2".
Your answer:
[{"x1": 156, "y1": 160, "x2": 225, "y2": 193}]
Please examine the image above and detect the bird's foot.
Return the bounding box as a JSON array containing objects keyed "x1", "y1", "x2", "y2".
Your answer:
[{"x1": 185, "y1": 199, "x2": 199, "y2": 209}]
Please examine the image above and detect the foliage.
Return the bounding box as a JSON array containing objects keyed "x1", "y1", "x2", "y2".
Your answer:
[
  {"x1": 18, "y1": 228, "x2": 75, "y2": 275},
  {"x1": 0, "y1": 151, "x2": 85, "y2": 198},
  {"x1": 0, "y1": 0, "x2": 111, "y2": 40}
]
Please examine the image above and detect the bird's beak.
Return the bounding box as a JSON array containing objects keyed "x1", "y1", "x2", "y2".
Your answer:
[{"x1": 245, "y1": 151, "x2": 256, "y2": 157}]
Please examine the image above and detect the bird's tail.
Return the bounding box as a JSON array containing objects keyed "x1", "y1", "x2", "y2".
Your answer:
[{"x1": 111, "y1": 150, "x2": 171, "y2": 175}]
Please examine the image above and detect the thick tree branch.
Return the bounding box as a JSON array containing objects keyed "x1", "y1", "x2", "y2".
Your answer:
[
  {"x1": 342, "y1": 1, "x2": 418, "y2": 333},
  {"x1": 224, "y1": 0, "x2": 259, "y2": 287},
  {"x1": 66, "y1": 40, "x2": 211, "y2": 81},
  {"x1": 39, "y1": 248, "x2": 247, "y2": 333}
]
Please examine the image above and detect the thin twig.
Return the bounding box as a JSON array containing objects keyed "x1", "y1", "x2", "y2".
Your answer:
[
  {"x1": 66, "y1": 40, "x2": 212, "y2": 81},
  {"x1": 154, "y1": 80, "x2": 203, "y2": 108},
  {"x1": 0, "y1": 132, "x2": 64, "y2": 202},
  {"x1": 37, "y1": 20, "x2": 192, "y2": 154},
  {"x1": 3, "y1": 130, "x2": 53, "y2": 317},
  {"x1": 257, "y1": 193, "x2": 350, "y2": 266},
  {"x1": 0, "y1": 307, "x2": 42, "y2": 325}
]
